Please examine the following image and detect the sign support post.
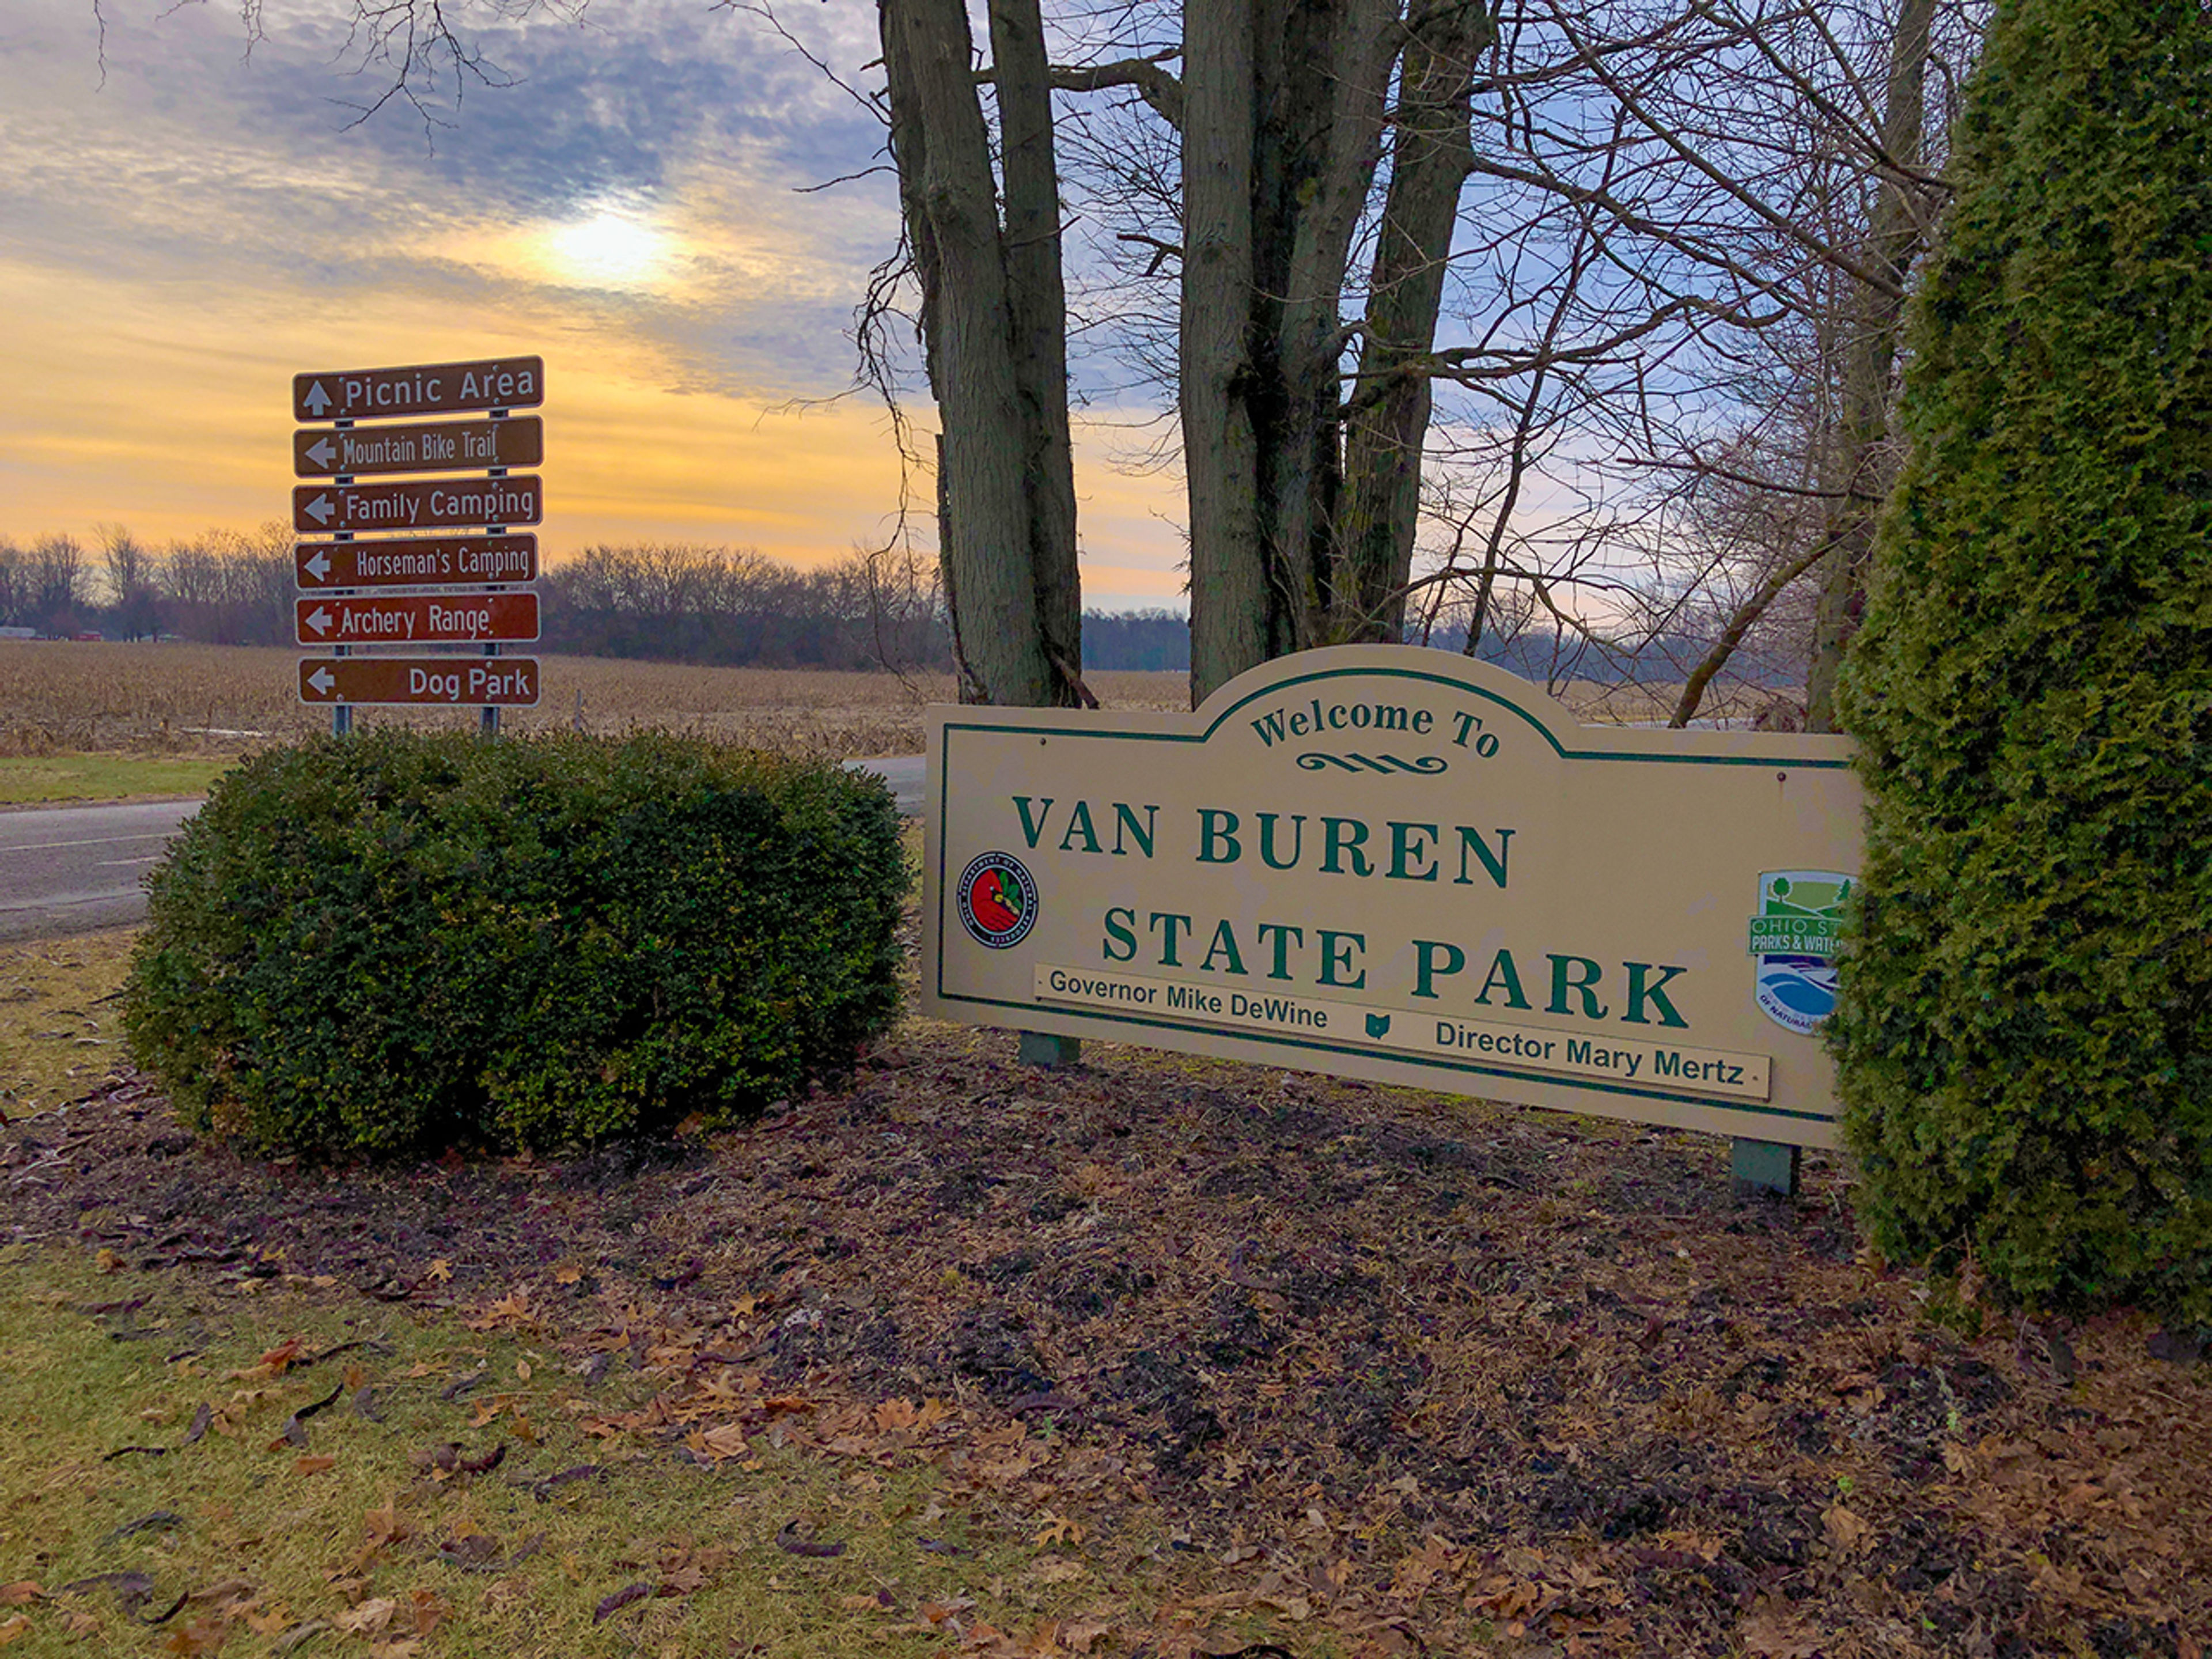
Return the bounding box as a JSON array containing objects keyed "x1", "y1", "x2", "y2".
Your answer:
[
  {"x1": 1018, "y1": 1033, "x2": 1083, "y2": 1070},
  {"x1": 482, "y1": 419, "x2": 509, "y2": 738},
  {"x1": 1732, "y1": 1138, "x2": 1802, "y2": 1198}
]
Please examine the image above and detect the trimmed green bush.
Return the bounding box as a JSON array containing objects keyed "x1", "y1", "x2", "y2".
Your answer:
[
  {"x1": 1831, "y1": 0, "x2": 2212, "y2": 1317},
  {"x1": 123, "y1": 730, "x2": 908, "y2": 1158}
]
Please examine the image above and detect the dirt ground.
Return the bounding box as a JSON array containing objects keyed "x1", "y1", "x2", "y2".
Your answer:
[{"x1": 5, "y1": 1012, "x2": 2208, "y2": 1659}]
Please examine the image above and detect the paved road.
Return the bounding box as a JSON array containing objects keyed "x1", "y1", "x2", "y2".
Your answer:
[
  {"x1": 842, "y1": 753, "x2": 926, "y2": 815},
  {"x1": 0, "y1": 800, "x2": 200, "y2": 941},
  {"x1": 0, "y1": 757, "x2": 927, "y2": 942}
]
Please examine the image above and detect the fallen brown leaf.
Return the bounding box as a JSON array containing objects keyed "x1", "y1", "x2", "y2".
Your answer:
[
  {"x1": 329, "y1": 1598, "x2": 397, "y2": 1635},
  {"x1": 774, "y1": 1522, "x2": 846, "y2": 1558},
  {"x1": 407, "y1": 1592, "x2": 449, "y2": 1645},
  {"x1": 1821, "y1": 1503, "x2": 1872, "y2": 1555},
  {"x1": 241, "y1": 1603, "x2": 293, "y2": 1637},
  {"x1": 593, "y1": 1583, "x2": 652, "y2": 1623}
]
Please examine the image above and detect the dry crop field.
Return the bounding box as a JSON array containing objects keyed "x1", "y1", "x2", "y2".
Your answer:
[
  {"x1": 0, "y1": 643, "x2": 1193, "y2": 759},
  {"x1": 0, "y1": 641, "x2": 1709, "y2": 762}
]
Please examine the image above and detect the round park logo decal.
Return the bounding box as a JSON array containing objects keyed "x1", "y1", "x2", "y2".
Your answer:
[
  {"x1": 1748, "y1": 869, "x2": 1850, "y2": 1035},
  {"x1": 957, "y1": 851, "x2": 1039, "y2": 950}
]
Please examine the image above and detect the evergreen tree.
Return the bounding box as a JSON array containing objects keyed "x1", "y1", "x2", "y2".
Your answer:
[{"x1": 1831, "y1": 0, "x2": 2212, "y2": 1317}]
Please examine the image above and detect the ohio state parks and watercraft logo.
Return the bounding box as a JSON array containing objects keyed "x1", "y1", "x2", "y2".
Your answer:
[
  {"x1": 1748, "y1": 870, "x2": 1850, "y2": 1035},
  {"x1": 957, "y1": 851, "x2": 1039, "y2": 950}
]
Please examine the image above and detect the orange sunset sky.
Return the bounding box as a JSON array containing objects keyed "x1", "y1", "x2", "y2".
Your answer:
[{"x1": 0, "y1": 0, "x2": 1190, "y2": 609}]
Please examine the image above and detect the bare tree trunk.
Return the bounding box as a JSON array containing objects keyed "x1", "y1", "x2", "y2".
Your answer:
[
  {"x1": 1257, "y1": 0, "x2": 1400, "y2": 652},
  {"x1": 1183, "y1": 0, "x2": 1270, "y2": 704},
  {"x1": 1338, "y1": 2, "x2": 1494, "y2": 643},
  {"x1": 1185, "y1": 0, "x2": 1400, "y2": 704},
  {"x1": 986, "y1": 0, "x2": 1082, "y2": 696},
  {"x1": 1803, "y1": 0, "x2": 1934, "y2": 732},
  {"x1": 881, "y1": 0, "x2": 1078, "y2": 707}
]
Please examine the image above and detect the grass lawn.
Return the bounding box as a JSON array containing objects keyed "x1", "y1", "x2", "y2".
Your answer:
[
  {"x1": 0, "y1": 755, "x2": 232, "y2": 806},
  {"x1": 0, "y1": 1246, "x2": 1143, "y2": 1658},
  {"x1": 0, "y1": 928, "x2": 138, "y2": 1121}
]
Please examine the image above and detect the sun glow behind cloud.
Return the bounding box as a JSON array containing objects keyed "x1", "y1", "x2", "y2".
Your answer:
[
  {"x1": 545, "y1": 210, "x2": 672, "y2": 290},
  {"x1": 0, "y1": 0, "x2": 1191, "y2": 596}
]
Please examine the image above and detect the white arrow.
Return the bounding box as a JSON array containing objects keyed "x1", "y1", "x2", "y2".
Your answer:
[
  {"x1": 306, "y1": 436, "x2": 337, "y2": 469},
  {"x1": 305, "y1": 606, "x2": 333, "y2": 636},
  {"x1": 303, "y1": 547, "x2": 331, "y2": 582},
  {"x1": 302, "y1": 380, "x2": 332, "y2": 416},
  {"x1": 304, "y1": 494, "x2": 334, "y2": 526},
  {"x1": 307, "y1": 666, "x2": 336, "y2": 696}
]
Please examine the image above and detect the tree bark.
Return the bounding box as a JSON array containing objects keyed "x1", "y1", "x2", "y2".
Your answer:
[
  {"x1": 987, "y1": 0, "x2": 1082, "y2": 699},
  {"x1": 1803, "y1": 0, "x2": 1934, "y2": 732},
  {"x1": 1338, "y1": 1, "x2": 1494, "y2": 643},
  {"x1": 1257, "y1": 0, "x2": 1400, "y2": 657},
  {"x1": 880, "y1": 0, "x2": 1079, "y2": 707},
  {"x1": 1185, "y1": 0, "x2": 1402, "y2": 704},
  {"x1": 1183, "y1": 0, "x2": 1270, "y2": 704}
]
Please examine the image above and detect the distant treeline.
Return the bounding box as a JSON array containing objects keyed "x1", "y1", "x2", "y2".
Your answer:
[
  {"x1": 0, "y1": 529, "x2": 1202, "y2": 671},
  {"x1": 2, "y1": 530, "x2": 1780, "y2": 688}
]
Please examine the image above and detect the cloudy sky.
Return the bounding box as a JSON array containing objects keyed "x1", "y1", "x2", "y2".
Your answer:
[{"x1": 0, "y1": 0, "x2": 1187, "y2": 607}]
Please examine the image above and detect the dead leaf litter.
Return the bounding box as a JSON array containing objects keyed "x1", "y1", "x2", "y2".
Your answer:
[{"x1": 4, "y1": 1023, "x2": 2209, "y2": 1657}]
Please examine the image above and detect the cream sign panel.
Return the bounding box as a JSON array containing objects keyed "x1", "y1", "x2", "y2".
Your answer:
[{"x1": 922, "y1": 647, "x2": 1862, "y2": 1148}]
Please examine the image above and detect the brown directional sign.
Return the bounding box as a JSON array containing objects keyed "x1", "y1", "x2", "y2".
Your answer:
[
  {"x1": 294, "y1": 534, "x2": 538, "y2": 590},
  {"x1": 298, "y1": 656, "x2": 541, "y2": 707},
  {"x1": 293, "y1": 476, "x2": 543, "y2": 534},
  {"x1": 296, "y1": 593, "x2": 539, "y2": 647},
  {"x1": 293, "y1": 357, "x2": 544, "y2": 423},
  {"x1": 293, "y1": 416, "x2": 543, "y2": 478}
]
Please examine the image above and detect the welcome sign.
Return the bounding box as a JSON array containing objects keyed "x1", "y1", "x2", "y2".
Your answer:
[{"x1": 922, "y1": 647, "x2": 1862, "y2": 1147}]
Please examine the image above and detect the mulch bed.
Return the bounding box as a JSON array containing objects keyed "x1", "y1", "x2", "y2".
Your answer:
[{"x1": 5, "y1": 1025, "x2": 2207, "y2": 1658}]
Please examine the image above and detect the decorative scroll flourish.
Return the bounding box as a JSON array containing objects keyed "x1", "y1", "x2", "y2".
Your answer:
[{"x1": 1293, "y1": 752, "x2": 1449, "y2": 775}]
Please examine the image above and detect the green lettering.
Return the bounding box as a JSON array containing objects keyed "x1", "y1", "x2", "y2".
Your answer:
[
  {"x1": 1257, "y1": 812, "x2": 1306, "y2": 870},
  {"x1": 1413, "y1": 940, "x2": 1465, "y2": 999},
  {"x1": 1198, "y1": 809, "x2": 1242, "y2": 864},
  {"x1": 1623, "y1": 962, "x2": 1691, "y2": 1028},
  {"x1": 1474, "y1": 949, "x2": 1531, "y2": 1010},
  {"x1": 1318, "y1": 929, "x2": 1367, "y2": 988},
  {"x1": 1548, "y1": 955, "x2": 1608, "y2": 1020},
  {"x1": 1148, "y1": 912, "x2": 1195, "y2": 967},
  {"x1": 1321, "y1": 816, "x2": 1372, "y2": 876},
  {"x1": 1451, "y1": 825, "x2": 1514, "y2": 888},
  {"x1": 1012, "y1": 795, "x2": 1054, "y2": 850},
  {"x1": 1255, "y1": 922, "x2": 1305, "y2": 980},
  {"x1": 1198, "y1": 921, "x2": 1248, "y2": 976},
  {"x1": 1111, "y1": 803, "x2": 1158, "y2": 858},
  {"x1": 1102, "y1": 906, "x2": 1136, "y2": 962},
  {"x1": 1388, "y1": 821, "x2": 1439, "y2": 882},
  {"x1": 1058, "y1": 800, "x2": 1101, "y2": 854}
]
